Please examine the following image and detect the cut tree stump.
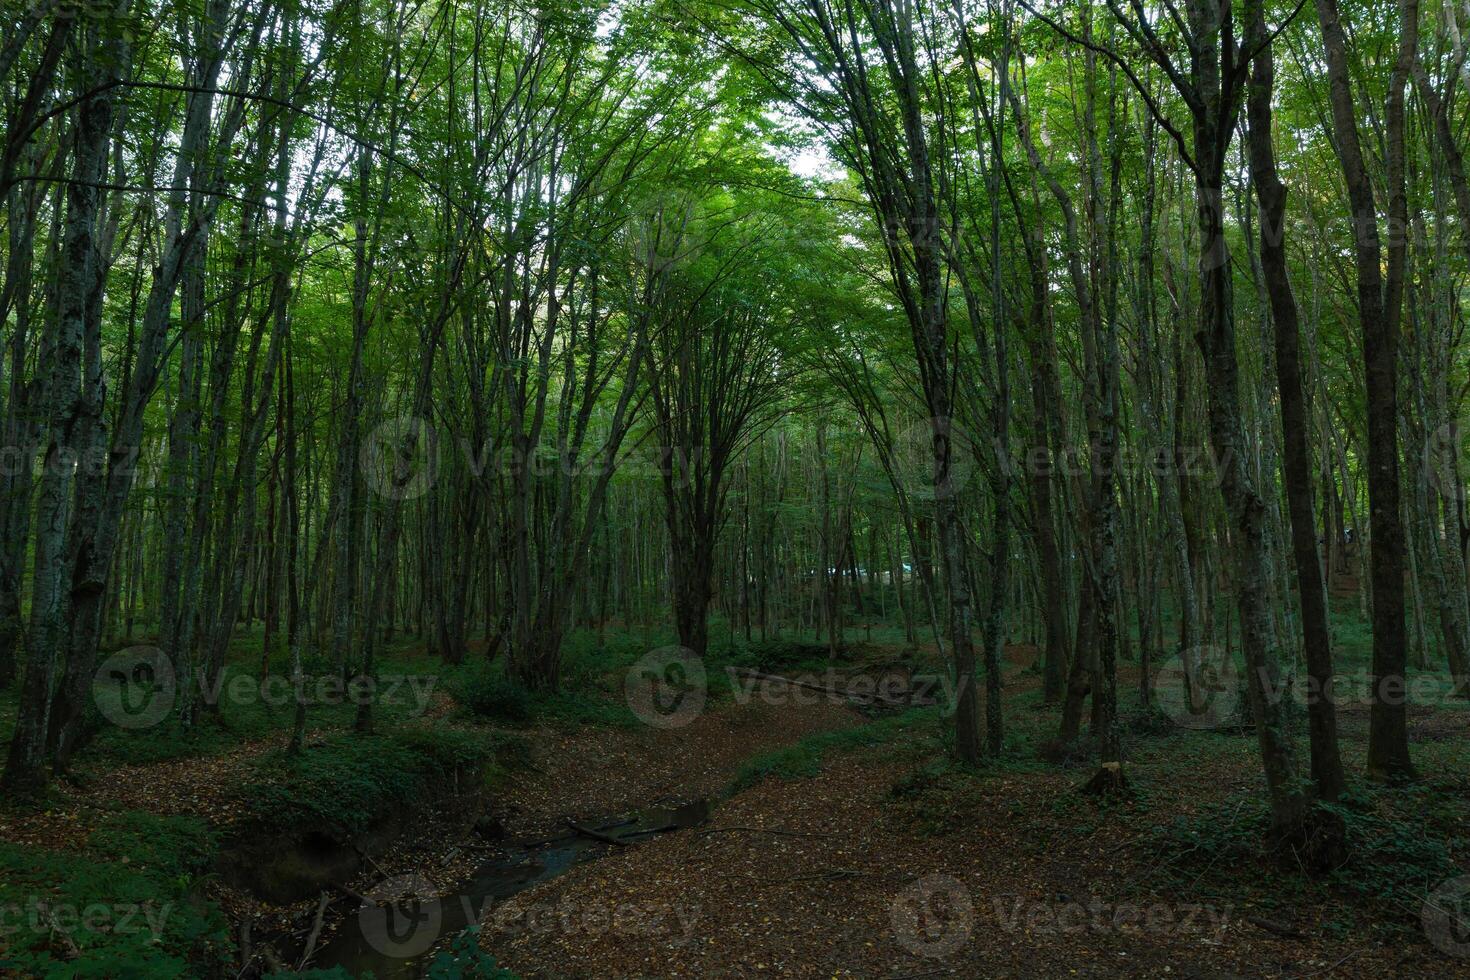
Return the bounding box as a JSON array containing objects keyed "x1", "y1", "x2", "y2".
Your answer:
[{"x1": 1079, "y1": 762, "x2": 1130, "y2": 796}]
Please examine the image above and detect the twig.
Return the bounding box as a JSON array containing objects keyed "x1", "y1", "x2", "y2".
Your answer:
[
  {"x1": 564, "y1": 818, "x2": 628, "y2": 846},
  {"x1": 296, "y1": 893, "x2": 330, "y2": 970},
  {"x1": 620, "y1": 823, "x2": 679, "y2": 839}
]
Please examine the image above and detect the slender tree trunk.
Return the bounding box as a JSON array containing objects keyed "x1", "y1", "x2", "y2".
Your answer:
[
  {"x1": 1246, "y1": 16, "x2": 1345, "y2": 801},
  {"x1": 1314, "y1": 0, "x2": 1416, "y2": 781}
]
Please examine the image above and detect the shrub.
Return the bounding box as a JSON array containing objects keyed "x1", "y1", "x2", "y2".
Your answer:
[
  {"x1": 242, "y1": 727, "x2": 495, "y2": 839},
  {"x1": 454, "y1": 669, "x2": 534, "y2": 724}
]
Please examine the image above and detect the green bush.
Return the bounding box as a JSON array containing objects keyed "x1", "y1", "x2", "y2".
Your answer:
[
  {"x1": 1323, "y1": 789, "x2": 1462, "y2": 918},
  {"x1": 455, "y1": 669, "x2": 535, "y2": 724},
  {"x1": 453, "y1": 655, "x2": 640, "y2": 730}
]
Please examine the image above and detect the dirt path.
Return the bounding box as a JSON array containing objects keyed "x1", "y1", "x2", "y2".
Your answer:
[
  {"x1": 496, "y1": 696, "x2": 863, "y2": 835},
  {"x1": 478, "y1": 733, "x2": 1468, "y2": 980},
  {"x1": 246, "y1": 694, "x2": 868, "y2": 972}
]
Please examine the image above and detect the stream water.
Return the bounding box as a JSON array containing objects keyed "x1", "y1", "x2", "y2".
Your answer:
[{"x1": 309, "y1": 799, "x2": 711, "y2": 979}]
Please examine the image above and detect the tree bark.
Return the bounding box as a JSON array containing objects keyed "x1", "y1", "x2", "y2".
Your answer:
[{"x1": 1245, "y1": 10, "x2": 1345, "y2": 800}]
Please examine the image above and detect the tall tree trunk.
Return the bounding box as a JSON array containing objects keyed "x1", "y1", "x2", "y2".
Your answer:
[
  {"x1": 1246, "y1": 11, "x2": 1345, "y2": 801},
  {"x1": 3, "y1": 16, "x2": 123, "y2": 789},
  {"x1": 1314, "y1": 0, "x2": 1416, "y2": 781}
]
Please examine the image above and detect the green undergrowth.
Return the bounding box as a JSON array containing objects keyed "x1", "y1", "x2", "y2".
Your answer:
[
  {"x1": 450, "y1": 626, "x2": 867, "y2": 729},
  {"x1": 885, "y1": 760, "x2": 994, "y2": 836},
  {"x1": 729, "y1": 706, "x2": 938, "y2": 793},
  {"x1": 1149, "y1": 781, "x2": 1467, "y2": 942},
  {"x1": 239, "y1": 725, "x2": 497, "y2": 840},
  {"x1": 452, "y1": 663, "x2": 641, "y2": 729},
  {"x1": 86, "y1": 635, "x2": 450, "y2": 768},
  {"x1": 0, "y1": 812, "x2": 227, "y2": 979}
]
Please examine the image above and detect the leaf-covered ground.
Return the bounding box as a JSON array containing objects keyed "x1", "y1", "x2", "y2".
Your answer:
[{"x1": 2, "y1": 631, "x2": 1468, "y2": 978}]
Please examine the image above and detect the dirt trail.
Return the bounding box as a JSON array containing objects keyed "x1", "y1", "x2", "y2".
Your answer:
[
  {"x1": 497, "y1": 695, "x2": 863, "y2": 835},
  {"x1": 479, "y1": 748, "x2": 1462, "y2": 979}
]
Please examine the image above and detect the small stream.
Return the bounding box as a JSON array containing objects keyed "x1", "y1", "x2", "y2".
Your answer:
[{"x1": 309, "y1": 800, "x2": 711, "y2": 979}]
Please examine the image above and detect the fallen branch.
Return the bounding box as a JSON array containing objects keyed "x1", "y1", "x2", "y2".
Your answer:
[
  {"x1": 40, "y1": 905, "x2": 81, "y2": 961},
  {"x1": 1247, "y1": 915, "x2": 1309, "y2": 940},
  {"x1": 296, "y1": 892, "x2": 331, "y2": 970},
  {"x1": 620, "y1": 824, "x2": 678, "y2": 839},
  {"x1": 332, "y1": 881, "x2": 373, "y2": 905},
  {"x1": 233, "y1": 920, "x2": 253, "y2": 979},
  {"x1": 563, "y1": 818, "x2": 628, "y2": 846}
]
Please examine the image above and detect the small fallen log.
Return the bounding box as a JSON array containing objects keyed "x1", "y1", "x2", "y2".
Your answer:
[
  {"x1": 1246, "y1": 915, "x2": 1309, "y2": 941},
  {"x1": 331, "y1": 881, "x2": 374, "y2": 905},
  {"x1": 237, "y1": 920, "x2": 253, "y2": 976},
  {"x1": 619, "y1": 824, "x2": 678, "y2": 839},
  {"x1": 563, "y1": 818, "x2": 628, "y2": 846}
]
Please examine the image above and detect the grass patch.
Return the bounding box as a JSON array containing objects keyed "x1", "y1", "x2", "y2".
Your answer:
[
  {"x1": 0, "y1": 813, "x2": 227, "y2": 978},
  {"x1": 88, "y1": 641, "x2": 449, "y2": 768},
  {"x1": 451, "y1": 632, "x2": 647, "y2": 730},
  {"x1": 885, "y1": 760, "x2": 993, "y2": 835},
  {"x1": 729, "y1": 707, "x2": 937, "y2": 793}
]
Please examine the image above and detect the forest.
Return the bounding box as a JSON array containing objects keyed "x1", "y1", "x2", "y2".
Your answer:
[{"x1": 1, "y1": 0, "x2": 1469, "y2": 975}]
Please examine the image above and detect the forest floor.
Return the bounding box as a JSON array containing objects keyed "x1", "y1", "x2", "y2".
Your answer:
[
  {"x1": 469, "y1": 649, "x2": 1470, "y2": 979},
  {"x1": 0, "y1": 611, "x2": 1468, "y2": 978}
]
